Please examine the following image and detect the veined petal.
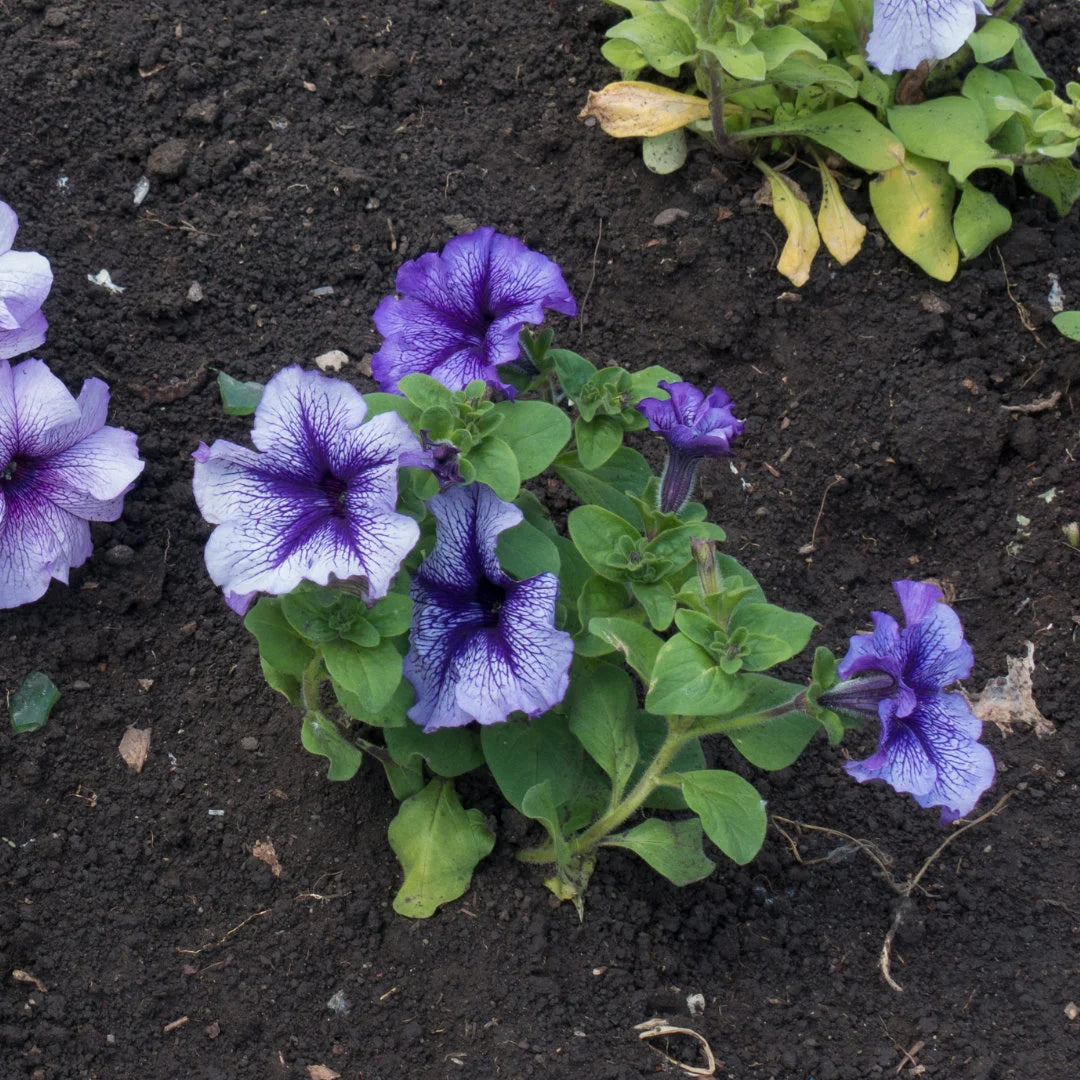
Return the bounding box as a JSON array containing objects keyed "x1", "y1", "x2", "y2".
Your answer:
[
  {"x1": 0, "y1": 202, "x2": 17, "y2": 254},
  {"x1": 0, "y1": 250, "x2": 53, "y2": 329},
  {"x1": 0, "y1": 488, "x2": 93, "y2": 608},
  {"x1": 866, "y1": 0, "x2": 990, "y2": 75},
  {"x1": 0, "y1": 309, "x2": 48, "y2": 361},
  {"x1": 35, "y1": 425, "x2": 145, "y2": 516},
  {"x1": 0, "y1": 358, "x2": 81, "y2": 462}
]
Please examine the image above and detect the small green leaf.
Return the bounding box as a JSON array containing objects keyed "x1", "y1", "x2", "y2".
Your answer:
[
  {"x1": 301, "y1": 712, "x2": 363, "y2": 781},
  {"x1": 954, "y1": 184, "x2": 1012, "y2": 260},
  {"x1": 520, "y1": 781, "x2": 571, "y2": 868},
  {"x1": 385, "y1": 721, "x2": 484, "y2": 777},
  {"x1": 728, "y1": 602, "x2": 817, "y2": 670},
  {"x1": 642, "y1": 128, "x2": 688, "y2": 174},
  {"x1": 244, "y1": 597, "x2": 315, "y2": 678},
  {"x1": 575, "y1": 415, "x2": 624, "y2": 470},
  {"x1": 364, "y1": 391, "x2": 421, "y2": 424},
  {"x1": 333, "y1": 675, "x2": 413, "y2": 728},
  {"x1": 322, "y1": 637, "x2": 403, "y2": 712},
  {"x1": 680, "y1": 769, "x2": 767, "y2": 865},
  {"x1": 467, "y1": 436, "x2": 520, "y2": 500},
  {"x1": 381, "y1": 755, "x2": 426, "y2": 800},
  {"x1": 217, "y1": 371, "x2": 263, "y2": 416},
  {"x1": 490, "y1": 399, "x2": 572, "y2": 479},
  {"x1": 398, "y1": 372, "x2": 455, "y2": 410},
  {"x1": 968, "y1": 16, "x2": 1019, "y2": 62},
  {"x1": 568, "y1": 504, "x2": 642, "y2": 581},
  {"x1": 587, "y1": 615, "x2": 663, "y2": 682},
  {"x1": 631, "y1": 579, "x2": 677, "y2": 631},
  {"x1": 389, "y1": 779, "x2": 495, "y2": 917},
  {"x1": 603, "y1": 817, "x2": 715, "y2": 885},
  {"x1": 1052, "y1": 310, "x2": 1080, "y2": 341},
  {"x1": 606, "y1": 11, "x2": 696, "y2": 78},
  {"x1": 753, "y1": 24, "x2": 827, "y2": 68},
  {"x1": 1023, "y1": 158, "x2": 1080, "y2": 216},
  {"x1": 9, "y1": 671, "x2": 60, "y2": 733},
  {"x1": 365, "y1": 593, "x2": 414, "y2": 639},
  {"x1": 260, "y1": 658, "x2": 302, "y2": 706}
]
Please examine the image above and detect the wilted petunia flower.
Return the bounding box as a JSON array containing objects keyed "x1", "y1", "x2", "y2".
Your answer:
[
  {"x1": 0, "y1": 201, "x2": 53, "y2": 360},
  {"x1": 636, "y1": 380, "x2": 744, "y2": 513},
  {"x1": 0, "y1": 358, "x2": 144, "y2": 608},
  {"x1": 821, "y1": 580, "x2": 995, "y2": 823},
  {"x1": 371, "y1": 226, "x2": 577, "y2": 395},
  {"x1": 192, "y1": 366, "x2": 423, "y2": 614},
  {"x1": 866, "y1": 0, "x2": 990, "y2": 75},
  {"x1": 403, "y1": 482, "x2": 574, "y2": 732}
]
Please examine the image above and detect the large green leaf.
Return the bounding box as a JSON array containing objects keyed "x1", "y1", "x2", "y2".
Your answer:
[
  {"x1": 606, "y1": 12, "x2": 696, "y2": 78},
  {"x1": 566, "y1": 662, "x2": 639, "y2": 800},
  {"x1": 490, "y1": 400, "x2": 571, "y2": 479},
  {"x1": 496, "y1": 518, "x2": 562, "y2": 580},
  {"x1": 301, "y1": 713, "x2": 363, "y2": 781},
  {"x1": 385, "y1": 721, "x2": 484, "y2": 777},
  {"x1": 680, "y1": 769, "x2": 767, "y2": 865},
  {"x1": 389, "y1": 779, "x2": 495, "y2": 917},
  {"x1": 954, "y1": 183, "x2": 1012, "y2": 260},
  {"x1": 888, "y1": 98, "x2": 1008, "y2": 183},
  {"x1": 587, "y1": 615, "x2": 664, "y2": 681},
  {"x1": 603, "y1": 818, "x2": 715, "y2": 885},
  {"x1": 646, "y1": 633, "x2": 745, "y2": 716},
  {"x1": 568, "y1": 504, "x2": 642, "y2": 581},
  {"x1": 322, "y1": 637, "x2": 402, "y2": 713},
  {"x1": 1023, "y1": 158, "x2": 1080, "y2": 216},
  {"x1": 481, "y1": 711, "x2": 584, "y2": 812},
  {"x1": 244, "y1": 597, "x2": 315, "y2": 678},
  {"x1": 467, "y1": 437, "x2": 520, "y2": 500}
]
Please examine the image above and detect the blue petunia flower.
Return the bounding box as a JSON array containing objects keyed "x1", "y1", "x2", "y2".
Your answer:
[
  {"x1": 192, "y1": 366, "x2": 424, "y2": 614},
  {"x1": 0, "y1": 201, "x2": 53, "y2": 360},
  {"x1": 866, "y1": 0, "x2": 990, "y2": 75},
  {"x1": 372, "y1": 227, "x2": 577, "y2": 396},
  {"x1": 0, "y1": 358, "x2": 144, "y2": 608},
  {"x1": 822, "y1": 580, "x2": 995, "y2": 824},
  {"x1": 636, "y1": 380, "x2": 743, "y2": 514},
  {"x1": 403, "y1": 482, "x2": 574, "y2": 732}
]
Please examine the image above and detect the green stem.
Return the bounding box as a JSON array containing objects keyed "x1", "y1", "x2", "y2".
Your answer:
[{"x1": 300, "y1": 649, "x2": 324, "y2": 713}]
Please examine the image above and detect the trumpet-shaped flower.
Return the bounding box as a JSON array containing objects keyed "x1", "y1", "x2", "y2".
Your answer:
[
  {"x1": 193, "y1": 366, "x2": 423, "y2": 614},
  {"x1": 0, "y1": 202, "x2": 53, "y2": 360},
  {"x1": 866, "y1": 0, "x2": 990, "y2": 75},
  {"x1": 404, "y1": 482, "x2": 573, "y2": 732},
  {"x1": 372, "y1": 227, "x2": 577, "y2": 395},
  {"x1": 636, "y1": 380, "x2": 743, "y2": 513},
  {"x1": 823, "y1": 580, "x2": 994, "y2": 823},
  {"x1": 0, "y1": 358, "x2": 144, "y2": 608}
]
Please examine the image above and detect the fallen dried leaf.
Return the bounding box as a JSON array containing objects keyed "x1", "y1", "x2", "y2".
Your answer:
[
  {"x1": 119, "y1": 727, "x2": 152, "y2": 773},
  {"x1": 635, "y1": 1018, "x2": 716, "y2": 1076},
  {"x1": 965, "y1": 641, "x2": 1055, "y2": 738},
  {"x1": 306, "y1": 1067, "x2": 341, "y2": 1080},
  {"x1": 12, "y1": 970, "x2": 47, "y2": 993},
  {"x1": 252, "y1": 839, "x2": 282, "y2": 877}
]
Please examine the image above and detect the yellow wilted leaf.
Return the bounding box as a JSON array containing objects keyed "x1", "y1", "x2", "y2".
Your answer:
[
  {"x1": 816, "y1": 159, "x2": 866, "y2": 266},
  {"x1": 755, "y1": 160, "x2": 820, "y2": 287},
  {"x1": 580, "y1": 81, "x2": 711, "y2": 137}
]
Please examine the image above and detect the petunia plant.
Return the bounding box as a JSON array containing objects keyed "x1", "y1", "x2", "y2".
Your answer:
[
  {"x1": 581, "y1": 0, "x2": 1080, "y2": 284},
  {"x1": 196, "y1": 228, "x2": 995, "y2": 918}
]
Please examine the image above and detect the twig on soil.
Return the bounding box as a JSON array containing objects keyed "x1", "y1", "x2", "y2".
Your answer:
[
  {"x1": 176, "y1": 908, "x2": 272, "y2": 956},
  {"x1": 798, "y1": 474, "x2": 844, "y2": 555},
  {"x1": 771, "y1": 816, "x2": 896, "y2": 880},
  {"x1": 162, "y1": 1016, "x2": 189, "y2": 1033},
  {"x1": 996, "y1": 248, "x2": 1044, "y2": 346},
  {"x1": 577, "y1": 218, "x2": 603, "y2": 337}
]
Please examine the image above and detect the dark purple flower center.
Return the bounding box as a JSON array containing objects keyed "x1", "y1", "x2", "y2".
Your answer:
[
  {"x1": 475, "y1": 576, "x2": 506, "y2": 627},
  {"x1": 317, "y1": 471, "x2": 349, "y2": 517}
]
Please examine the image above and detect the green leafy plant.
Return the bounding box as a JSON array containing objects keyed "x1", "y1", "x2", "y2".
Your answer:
[{"x1": 582, "y1": 0, "x2": 1080, "y2": 282}]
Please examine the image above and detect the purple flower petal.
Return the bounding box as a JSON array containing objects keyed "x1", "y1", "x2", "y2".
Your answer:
[
  {"x1": 0, "y1": 203, "x2": 17, "y2": 253},
  {"x1": 0, "y1": 308, "x2": 48, "y2": 362},
  {"x1": 372, "y1": 227, "x2": 576, "y2": 395},
  {"x1": 0, "y1": 358, "x2": 144, "y2": 608},
  {"x1": 403, "y1": 482, "x2": 574, "y2": 732},
  {"x1": 192, "y1": 366, "x2": 422, "y2": 610},
  {"x1": 0, "y1": 202, "x2": 52, "y2": 362},
  {"x1": 866, "y1": 0, "x2": 990, "y2": 75},
  {"x1": 835, "y1": 580, "x2": 994, "y2": 822}
]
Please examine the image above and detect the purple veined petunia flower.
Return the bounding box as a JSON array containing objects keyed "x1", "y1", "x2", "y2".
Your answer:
[
  {"x1": 192, "y1": 365, "x2": 424, "y2": 615},
  {"x1": 0, "y1": 201, "x2": 53, "y2": 360},
  {"x1": 0, "y1": 358, "x2": 144, "y2": 608},
  {"x1": 371, "y1": 226, "x2": 577, "y2": 396},
  {"x1": 403, "y1": 481, "x2": 574, "y2": 733},
  {"x1": 636, "y1": 379, "x2": 744, "y2": 514},
  {"x1": 821, "y1": 580, "x2": 995, "y2": 824},
  {"x1": 866, "y1": 0, "x2": 990, "y2": 76}
]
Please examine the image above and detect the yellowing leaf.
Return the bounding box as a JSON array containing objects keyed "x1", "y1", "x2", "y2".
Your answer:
[
  {"x1": 755, "y1": 159, "x2": 820, "y2": 287},
  {"x1": 869, "y1": 153, "x2": 958, "y2": 281},
  {"x1": 816, "y1": 159, "x2": 865, "y2": 265},
  {"x1": 580, "y1": 81, "x2": 710, "y2": 137}
]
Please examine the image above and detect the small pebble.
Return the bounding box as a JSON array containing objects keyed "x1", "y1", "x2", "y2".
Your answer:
[
  {"x1": 70, "y1": 680, "x2": 91, "y2": 692},
  {"x1": 186, "y1": 281, "x2": 204, "y2": 303},
  {"x1": 241, "y1": 736, "x2": 259, "y2": 752},
  {"x1": 104, "y1": 544, "x2": 135, "y2": 566}
]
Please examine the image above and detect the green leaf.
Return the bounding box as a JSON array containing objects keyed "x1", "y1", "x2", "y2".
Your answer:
[
  {"x1": 646, "y1": 633, "x2": 746, "y2": 717},
  {"x1": 631, "y1": 579, "x2": 677, "y2": 631},
  {"x1": 1011, "y1": 33, "x2": 1051, "y2": 85},
  {"x1": 333, "y1": 675, "x2": 413, "y2": 728},
  {"x1": 632, "y1": 711, "x2": 704, "y2": 809},
  {"x1": 365, "y1": 593, "x2": 414, "y2": 638},
  {"x1": 868, "y1": 154, "x2": 958, "y2": 282},
  {"x1": 520, "y1": 781, "x2": 572, "y2": 868},
  {"x1": 702, "y1": 35, "x2": 766, "y2": 81},
  {"x1": 727, "y1": 602, "x2": 817, "y2": 670},
  {"x1": 566, "y1": 662, "x2": 639, "y2": 800},
  {"x1": 753, "y1": 24, "x2": 827, "y2": 68},
  {"x1": 260, "y1": 657, "x2": 302, "y2": 706},
  {"x1": 381, "y1": 755, "x2": 426, "y2": 800},
  {"x1": 216, "y1": 371, "x2": 263, "y2": 416},
  {"x1": 1023, "y1": 159, "x2": 1080, "y2": 216},
  {"x1": 301, "y1": 712, "x2": 363, "y2": 781},
  {"x1": 575, "y1": 415, "x2": 624, "y2": 470},
  {"x1": 642, "y1": 128, "x2": 688, "y2": 175},
  {"x1": 575, "y1": 575, "x2": 634, "y2": 655},
  {"x1": 555, "y1": 447, "x2": 651, "y2": 524},
  {"x1": 244, "y1": 597, "x2": 315, "y2": 678},
  {"x1": 587, "y1": 615, "x2": 663, "y2": 681},
  {"x1": 385, "y1": 721, "x2": 484, "y2": 778},
  {"x1": 606, "y1": 12, "x2": 696, "y2": 78},
  {"x1": 601, "y1": 36, "x2": 647, "y2": 78},
  {"x1": 603, "y1": 818, "x2": 715, "y2": 885},
  {"x1": 550, "y1": 350, "x2": 597, "y2": 400},
  {"x1": 968, "y1": 17, "x2": 1019, "y2": 63},
  {"x1": 496, "y1": 518, "x2": 562, "y2": 579},
  {"x1": 467, "y1": 436, "x2": 520, "y2": 500},
  {"x1": 887, "y1": 99, "x2": 1007, "y2": 184},
  {"x1": 745, "y1": 104, "x2": 904, "y2": 173},
  {"x1": 9, "y1": 671, "x2": 60, "y2": 733},
  {"x1": 481, "y1": 711, "x2": 584, "y2": 812},
  {"x1": 364, "y1": 391, "x2": 421, "y2": 424},
  {"x1": 280, "y1": 587, "x2": 373, "y2": 646},
  {"x1": 398, "y1": 372, "x2": 455, "y2": 411},
  {"x1": 962, "y1": 65, "x2": 1021, "y2": 134},
  {"x1": 1052, "y1": 310, "x2": 1080, "y2": 341},
  {"x1": 568, "y1": 504, "x2": 642, "y2": 581},
  {"x1": 954, "y1": 183, "x2": 1012, "y2": 260},
  {"x1": 322, "y1": 638, "x2": 402, "y2": 713},
  {"x1": 680, "y1": 769, "x2": 767, "y2": 865},
  {"x1": 490, "y1": 400, "x2": 572, "y2": 479},
  {"x1": 389, "y1": 779, "x2": 495, "y2": 917}
]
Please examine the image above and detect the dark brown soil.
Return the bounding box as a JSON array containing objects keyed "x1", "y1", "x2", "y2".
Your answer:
[{"x1": 2, "y1": 2, "x2": 1079, "y2": 1078}]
